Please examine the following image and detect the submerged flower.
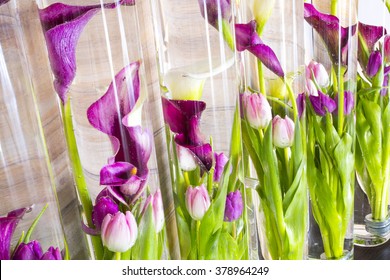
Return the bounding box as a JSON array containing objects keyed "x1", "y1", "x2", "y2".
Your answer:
[
  {"x1": 198, "y1": 0, "x2": 231, "y2": 30},
  {"x1": 309, "y1": 90, "x2": 337, "y2": 116},
  {"x1": 304, "y1": 3, "x2": 357, "y2": 65},
  {"x1": 92, "y1": 196, "x2": 119, "y2": 231},
  {"x1": 0, "y1": 207, "x2": 31, "y2": 260},
  {"x1": 162, "y1": 98, "x2": 213, "y2": 171},
  {"x1": 214, "y1": 152, "x2": 228, "y2": 182},
  {"x1": 251, "y1": 0, "x2": 275, "y2": 35},
  {"x1": 41, "y1": 247, "x2": 62, "y2": 260},
  {"x1": 366, "y1": 50, "x2": 382, "y2": 78},
  {"x1": 224, "y1": 190, "x2": 243, "y2": 222},
  {"x1": 235, "y1": 20, "x2": 284, "y2": 77},
  {"x1": 101, "y1": 211, "x2": 138, "y2": 252},
  {"x1": 358, "y1": 22, "x2": 387, "y2": 68},
  {"x1": 13, "y1": 241, "x2": 43, "y2": 260},
  {"x1": 241, "y1": 92, "x2": 272, "y2": 129},
  {"x1": 306, "y1": 60, "x2": 329, "y2": 88},
  {"x1": 142, "y1": 190, "x2": 165, "y2": 233},
  {"x1": 185, "y1": 185, "x2": 211, "y2": 220},
  {"x1": 272, "y1": 115, "x2": 294, "y2": 148},
  {"x1": 39, "y1": 0, "x2": 136, "y2": 103}
]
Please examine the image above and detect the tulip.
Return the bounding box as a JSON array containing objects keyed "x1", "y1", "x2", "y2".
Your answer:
[
  {"x1": 198, "y1": 0, "x2": 231, "y2": 31},
  {"x1": 305, "y1": 79, "x2": 317, "y2": 97},
  {"x1": 366, "y1": 51, "x2": 382, "y2": 78},
  {"x1": 185, "y1": 185, "x2": 211, "y2": 220},
  {"x1": 176, "y1": 144, "x2": 198, "y2": 172},
  {"x1": 241, "y1": 92, "x2": 272, "y2": 129},
  {"x1": 142, "y1": 191, "x2": 165, "y2": 233},
  {"x1": 41, "y1": 247, "x2": 62, "y2": 260},
  {"x1": 251, "y1": 0, "x2": 275, "y2": 35},
  {"x1": 272, "y1": 115, "x2": 295, "y2": 148},
  {"x1": 307, "y1": 61, "x2": 329, "y2": 88},
  {"x1": 309, "y1": 90, "x2": 337, "y2": 116},
  {"x1": 224, "y1": 190, "x2": 243, "y2": 222},
  {"x1": 101, "y1": 211, "x2": 138, "y2": 252},
  {"x1": 358, "y1": 23, "x2": 387, "y2": 68},
  {"x1": 13, "y1": 241, "x2": 43, "y2": 260},
  {"x1": 384, "y1": 35, "x2": 390, "y2": 63},
  {"x1": 92, "y1": 196, "x2": 119, "y2": 230},
  {"x1": 342, "y1": 91, "x2": 354, "y2": 115},
  {"x1": 296, "y1": 93, "x2": 306, "y2": 119},
  {"x1": 214, "y1": 152, "x2": 228, "y2": 182}
]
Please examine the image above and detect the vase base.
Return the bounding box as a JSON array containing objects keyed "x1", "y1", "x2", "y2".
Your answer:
[
  {"x1": 354, "y1": 224, "x2": 390, "y2": 247},
  {"x1": 318, "y1": 250, "x2": 353, "y2": 260}
]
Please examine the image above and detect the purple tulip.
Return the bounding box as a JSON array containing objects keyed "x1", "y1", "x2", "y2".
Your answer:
[
  {"x1": 92, "y1": 196, "x2": 119, "y2": 231},
  {"x1": 342, "y1": 91, "x2": 354, "y2": 115},
  {"x1": 382, "y1": 66, "x2": 390, "y2": 96},
  {"x1": 304, "y1": 3, "x2": 357, "y2": 65},
  {"x1": 235, "y1": 21, "x2": 284, "y2": 77},
  {"x1": 40, "y1": 247, "x2": 62, "y2": 260},
  {"x1": 185, "y1": 185, "x2": 211, "y2": 220},
  {"x1": 384, "y1": 36, "x2": 390, "y2": 63},
  {"x1": 214, "y1": 152, "x2": 228, "y2": 182},
  {"x1": 0, "y1": 207, "x2": 31, "y2": 260},
  {"x1": 224, "y1": 190, "x2": 243, "y2": 222},
  {"x1": 297, "y1": 93, "x2": 306, "y2": 119},
  {"x1": 309, "y1": 90, "x2": 337, "y2": 116},
  {"x1": 358, "y1": 22, "x2": 387, "y2": 68},
  {"x1": 101, "y1": 211, "x2": 138, "y2": 252},
  {"x1": 141, "y1": 191, "x2": 165, "y2": 233},
  {"x1": 241, "y1": 92, "x2": 272, "y2": 129},
  {"x1": 366, "y1": 51, "x2": 382, "y2": 78},
  {"x1": 306, "y1": 61, "x2": 329, "y2": 87},
  {"x1": 12, "y1": 241, "x2": 43, "y2": 260},
  {"x1": 272, "y1": 115, "x2": 295, "y2": 148},
  {"x1": 39, "y1": 0, "x2": 136, "y2": 103},
  {"x1": 198, "y1": 0, "x2": 231, "y2": 30}
]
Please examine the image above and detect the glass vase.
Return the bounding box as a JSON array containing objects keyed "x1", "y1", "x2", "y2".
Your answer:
[
  {"x1": 151, "y1": 0, "x2": 253, "y2": 259},
  {"x1": 304, "y1": 0, "x2": 358, "y2": 259},
  {"x1": 36, "y1": 0, "x2": 168, "y2": 260},
  {"x1": 354, "y1": 0, "x2": 390, "y2": 247},
  {"x1": 236, "y1": 0, "x2": 308, "y2": 260},
  {"x1": 0, "y1": 0, "x2": 66, "y2": 260}
]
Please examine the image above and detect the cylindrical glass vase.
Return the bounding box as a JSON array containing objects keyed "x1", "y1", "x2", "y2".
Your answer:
[
  {"x1": 354, "y1": 0, "x2": 390, "y2": 247},
  {"x1": 36, "y1": 0, "x2": 168, "y2": 260},
  {"x1": 0, "y1": 0, "x2": 66, "y2": 260},
  {"x1": 151, "y1": 0, "x2": 253, "y2": 259},
  {"x1": 304, "y1": 0, "x2": 358, "y2": 259},
  {"x1": 236, "y1": 0, "x2": 308, "y2": 260}
]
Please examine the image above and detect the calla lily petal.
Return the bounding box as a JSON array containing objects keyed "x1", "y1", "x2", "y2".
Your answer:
[
  {"x1": 358, "y1": 22, "x2": 386, "y2": 68},
  {"x1": 198, "y1": 0, "x2": 231, "y2": 30},
  {"x1": 235, "y1": 20, "x2": 284, "y2": 77},
  {"x1": 304, "y1": 3, "x2": 356, "y2": 65},
  {"x1": 0, "y1": 207, "x2": 31, "y2": 260},
  {"x1": 309, "y1": 90, "x2": 337, "y2": 116},
  {"x1": 39, "y1": 0, "x2": 136, "y2": 103}
]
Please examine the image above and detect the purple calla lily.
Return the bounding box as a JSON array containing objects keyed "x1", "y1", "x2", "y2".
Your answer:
[
  {"x1": 162, "y1": 97, "x2": 213, "y2": 171},
  {"x1": 304, "y1": 3, "x2": 357, "y2": 65},
  {"x1": 235, "y1": 21, "x2": 284, "y2": 77},
  {"x1": 309, "y1": 90, "x2": 337, "y2": 116},
  {"x1": 0, "y1": 207, "x2": 31, "y2": 260},
  {"x1": 39, "y1": 0, "x2": 136, "y2": 103},
  {"x1": 198, "y1": 0, "x2": 231, "y2": 30},
  {"x1": 358, "y1": 22, "x2": 387, "y2": 69},
  {"x1": 13, "y1": 241, "x2": 43, "y2": 260}
]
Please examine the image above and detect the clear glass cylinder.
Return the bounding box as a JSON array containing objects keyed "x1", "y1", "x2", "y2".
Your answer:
[
  {"x1": 0, "y1": 0, "x2": 65, "y2": 260},
  {"x1": 237, "y1": 0, "x2": 308, "y2": 260},
  {"x1": 354, "y1": 0, "x2": 390, "y2": 247},
  {"x1": 304, "y1": 0, "x2": 358, "y2": 259},
  {"x1": 151, "y1": 0, "x2": 253, "y2": 259},
  {"x1": 36, "y1": 0, "x2": 168, "y2": 259}
]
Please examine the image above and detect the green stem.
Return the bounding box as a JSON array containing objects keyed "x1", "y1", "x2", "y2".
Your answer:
[
  {"x1": 284, "y1": 148, "x2": 292, "y2": 187},
  {"x1": 196, "y1": 220, "x2": 201, "y2": 259},
  {"x1": 331, "y1": 0, "x2": 338, "y2": 16},
  {"x1": 61, "y1": 101, "x2": 103, "y2": 259},
  {"x1": 113, "y1": 252, "x2": 121, "y2": 260},
  {"x1": 257, "y1": 61, "x2": 266, "y2": 95},
  {"x1": 335, "y1": 67, "x2": 345, "y2": 136},
  {"x1": 384, "y1": 0, "x2": 390, "y2": 13},
  {"x1": 24, "y1": 204, "x2": 48, "y2": 243},
  {"x1": 221, "y1": 20, "x2": 234, "y2": 51},
  {"x1": 285, "y1": 81, "x2": 298, "y2": 121}
]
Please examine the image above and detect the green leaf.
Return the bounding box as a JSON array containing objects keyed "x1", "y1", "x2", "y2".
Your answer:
[
  {"x1": 204, "y1": 229, "x2": 221, "y2": 260},
  {"x1": 176, "y1": 208, "x2": 191, "y2": 259},
  {"x1": 218, "y1": 232, "x2": 238, "y2": 260},
  {"x1": 24, "y1": 204, "x2": 48, "y2": 243}
]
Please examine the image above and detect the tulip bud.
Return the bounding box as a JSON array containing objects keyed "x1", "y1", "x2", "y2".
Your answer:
[
  {"x1": 241, "y1": 92, "x2": 272, "y2": 129},
  {"x1": 305, "y1": 79, "x2": 318, "y2": 96},
  {"x1": 13, "y1": 241, "x2": 43, "y2": 260},
  {"x1": 224, "y1": 190, "x2": 243, "y2": 222},
  {"x1": 251, "y1": 0, "x2": 276, "y2": 35},
  {"x1": 214, "y1": 152, "x2": 228, "y2": 182},
  {"x1": 272, "y1": 115, "x2": 295, "y2": 148},
  {"x1": 92, "y1": 196, "x2": 119, "y2": 230},
  {"x1": 366, "y1": 51, "x2": 382, "y2": 78},
  {"x1": 142, "y1": 191, "x2": 165, "y2": 233},
  {"x1": 101, "y1": 211, "x2": 138, "y2": 252},
  {"x1": 185, "y1": 185, "x2": 211, "y2": 220},
  {"x1": 384, "y1": 35, "x2": 390, "y2": 63},
  {"x1": 309, "y1": 90, "x2": 337, "y2": 116},
  {"x1": 41, "y1": 247, "x2": 62, "y2": 260},
  {"x1": 307, "y1": 60, "x2": 329, "y2": 88}
]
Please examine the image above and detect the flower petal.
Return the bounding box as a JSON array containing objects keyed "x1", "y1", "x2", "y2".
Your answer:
[
  {"x1": 235, "y1": 21, "x2": 284, "y2": 77},
  {"x1": 304, "y1": 3, "x2": 357, "y2": 65},
  {"x1": 198, "y1": 0, "x2": 231, "y2": 29},
  {"x1": 358, "y1": 22, "x2": 387, "y2": 68},
  {"x1": 297, "y1": 93, "x2": 306, "y2": 118},
  {"x1": 309, "y1": 90, "x2": 337, "y2": 116},
  {"x1": 0, "y1": 0, "x2": 10, "y2": 6},
  {"x1": 214, "y1": 152, "x2": 228, "y2": 182}
]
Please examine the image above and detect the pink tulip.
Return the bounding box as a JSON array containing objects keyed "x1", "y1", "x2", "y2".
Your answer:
[
  {"x1": 241, "y1": 92, "x2": 272, "y2": 129},
  {"x1": 142, "y1": 190, "x2": 165, "y2": 233},
  {"x1": 272, "y1": 115, "x2": 295, "y2": 148},
  {"x1": 185, "y1": 185, "x2": 211, "y2": 220},
  {"x1": 307, "y1": 60, "x2": 329, "y2": 88},
  {"x1": 101, "y1": 211, "x2": 137, "y2": 252}
]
